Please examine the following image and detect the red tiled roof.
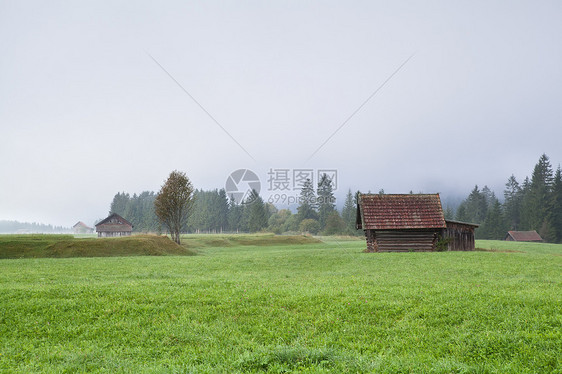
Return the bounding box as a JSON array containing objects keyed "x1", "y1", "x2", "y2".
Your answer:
[
  {"x1": 358, "y1": 194, "x2": 446, "y2": 230},
  {"x1": 506, "y1": 230, "x2": 542, "y2": 242}
]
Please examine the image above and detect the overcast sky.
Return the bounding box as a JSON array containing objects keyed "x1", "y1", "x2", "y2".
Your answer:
[{"x1": 1, "y1": 1, "x2": 561, "y2": 226}]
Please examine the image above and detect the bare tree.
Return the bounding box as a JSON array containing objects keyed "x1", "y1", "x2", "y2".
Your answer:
[{"x1": 154, "y1": 170, "x2": 194, "y2": 244}]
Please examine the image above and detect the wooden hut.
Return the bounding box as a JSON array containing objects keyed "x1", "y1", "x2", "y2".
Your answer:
[
  {"x1": 504, "y1": 230, "x2": 543, "y2": 242},
  {"x1": 356, "y1": 193, "x2": 478, "y2": 252},
  {"x1": 95, "y1": 213, "x2": 133, "y2": 237}
]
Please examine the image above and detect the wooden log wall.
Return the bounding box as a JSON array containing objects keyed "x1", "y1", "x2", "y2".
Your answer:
[
  {"x1": 370, "y1": 230, "x2": 439, "y2": 252},
  {"x1": 364, "y1": 230, "x2": 376, "y2": 252}
]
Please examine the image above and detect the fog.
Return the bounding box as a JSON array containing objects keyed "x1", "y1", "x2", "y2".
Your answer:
[{"x1": 1, "y1": 1, "x2": 561, "y2": 226}]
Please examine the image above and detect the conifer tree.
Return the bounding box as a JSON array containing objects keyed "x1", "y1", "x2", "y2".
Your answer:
[
  {"x1": 297, "y1": 178, "x2": 318, "y2": 223},
  {"x1": 228, "y1": 196, "x2": 244, "y2": 233},
  {"x1": 503, "y1": 175, "x2": 522, "y2": 230},
  {"x1": 463, "y1": 185, "x2": 488, "y2": 224},
  {"x1": 549, "y1": 166, "x2": 562, "y2": 243},
  {"x1": 521, "y1": 154, "x2": 554, "y2": 231},
  {"x1": 110, "y1": 192, "x2": 130, "y2": 216},
  {"x1": 317, "y1": 174, "x2": 336, "y2": 229},
  {"x1": 444, "y1": 206, "x2": 455, "y2": 220},
  {"x1": 244, "y1": 189, "x2": 268, "y2": 232},
  {"x1": 481, "y1": 196, "x2": 506, "y2": 239},
  {"x1": 341, "y1": 189, "x2": 356, "y2": 234}
]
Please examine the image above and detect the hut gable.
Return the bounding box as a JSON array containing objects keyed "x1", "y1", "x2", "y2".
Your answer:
[
  {"x1": 95, "y1": 213, "x2": 133, "y2": 237},
  {"x1": 504, "y1": 230, "x2": 543, "y2": 242}
]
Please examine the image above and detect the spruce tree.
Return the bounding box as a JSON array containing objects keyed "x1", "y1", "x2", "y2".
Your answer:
[
  {"x1": 317, "y1": 174, "x2": 336, "y2": 229},
  {"x1": 244, "y1": 189, "x2": 268, "y2": 232},
  {"x1": 481, "y1": 196, "x2": 506, "y2": 239},
  {"x1": 444, "y1": 206, "x2": 455, "y2": 220},
  {"x1": 462, "y1": 185, "x2": 488, "y2": 224},
  {"x1": 503, "y1": 175, "x2": 522, "y2": 230},
  {"x1": 549, "y1": 166, "x2": 562, "y2": 243},
  {"x1": 216, "y1": 189, "x2": 230, "y2": 232},
  {"x1": 521, "y1": 154, "x2": 554, "y2": 231},
  {"x1": 297, "y1": 178, "x2": 318, "y2": 223},
  {"x1": 341, "y1": 189, "x2": 356, "y2": 234},
  {"x1": 228, "y1": 196, "x2": 244, "y2": 233},
  {"x1": 110, "y1": 192, "x2": 130, "y2": 216},
  {"x1": 455, "y1": 202, "x2": 468, "y2": 222},
  {"x1": 519, "y1": 177, "x2": 532, "y2": 229},
  {"x1": 481, "y1": 186, "x2": 494, "y2": 208}
]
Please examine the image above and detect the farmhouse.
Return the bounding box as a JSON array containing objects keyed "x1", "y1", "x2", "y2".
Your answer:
[
  {"x1": 504, "y1": 230, "x2": 543, "y2": 242},
  {"x1": 356, "y1": 193, "x2": 478, "y2": 252},
  {"x1": 95, "y1": 213, "x2": 133, "y2": 237},
  {"x1": 72, "y1": 221, "x2": 94, "y2": 234}
]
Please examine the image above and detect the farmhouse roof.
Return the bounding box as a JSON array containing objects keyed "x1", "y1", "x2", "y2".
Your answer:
[
  {"x1": 72, "y1": 221, "x2": 92, "y2": 229},
  {"x1": 357, "y1": 193, "x2": 446, "y2": 230},
  {"x1": 95, "y1": 213, "x2": 133, "y2": 229},
  {"x1": 505, "y1": 230, "x2": 542, "y2": 242}
]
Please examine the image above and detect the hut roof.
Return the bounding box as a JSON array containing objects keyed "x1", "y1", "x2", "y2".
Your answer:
[
  {"x1": 505, "y1": 230, "x2": 542, "y2": 242},
  {"x1": 445, "y1": 219, "x2": 479, "y2": 228},
  {"x1": 95, "y1": 213, "x2": 133, "y2": 232},
  {"x1": 357, "y1": 194, "x2": 446, "y2": 230}
]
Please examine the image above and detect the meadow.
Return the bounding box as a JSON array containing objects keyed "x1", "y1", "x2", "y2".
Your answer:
[{"x1": 0, "y1": 235, "x2": 560, "y2": 373}]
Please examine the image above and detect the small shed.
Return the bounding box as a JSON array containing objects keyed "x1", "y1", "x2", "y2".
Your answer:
[
  {"x1": 444, "y1": 220, "x2": 479, "y2": 251},
  {"x1": 95, "y1": 213, "x2": 133, "y2": 237},
  {"x1": 504, "y1": 230, "x2": 543, "y2": 242},
  {"x1": 72, "y1": 221, "x2": 94, "y2": 234},
  {"x1": 356, "y1": 193, "x2": 478, "y2": 252}
]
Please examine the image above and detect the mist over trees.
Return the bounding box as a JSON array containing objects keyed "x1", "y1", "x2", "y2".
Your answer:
[
  {"x1": 0, "y1": 220, "x2": 70, "y2": 234},
  {"x1": 454, "y1": 154, "x2": 562, "y2": 242},
  {"x1": 105, "y1": 154, "x2": 562, "y2": 242}
]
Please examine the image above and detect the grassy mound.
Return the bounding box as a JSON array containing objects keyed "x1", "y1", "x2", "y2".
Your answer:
[{"x1": 0, "y1": 235, "x2": 195, "y2": 259}]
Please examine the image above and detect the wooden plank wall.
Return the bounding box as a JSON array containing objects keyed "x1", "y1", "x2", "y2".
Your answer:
[{"x1": 445, "y1": 222, "x2": 475, "y2": 251}]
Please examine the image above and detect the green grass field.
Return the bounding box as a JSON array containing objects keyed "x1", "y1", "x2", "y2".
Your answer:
[{"x1": 0, "y1": 235, "x2": 561, "y2": 373}]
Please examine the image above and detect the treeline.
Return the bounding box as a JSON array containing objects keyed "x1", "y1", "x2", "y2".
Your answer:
[
  {"x1": 0, "y1": 220, "x2": 70, "y2": 234},
  {"x1": 109, "y1": 191, "x2": 161, "y2": 232},
  {"x1": 452, "y1": 154, "x2": 562, "y2": 242},
  {"x1": 109, "y1": 174, "x2": 359, "y2": 235},
  {"x1": 111, "y1": 154, "x2": 562, "y2": 241}
]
